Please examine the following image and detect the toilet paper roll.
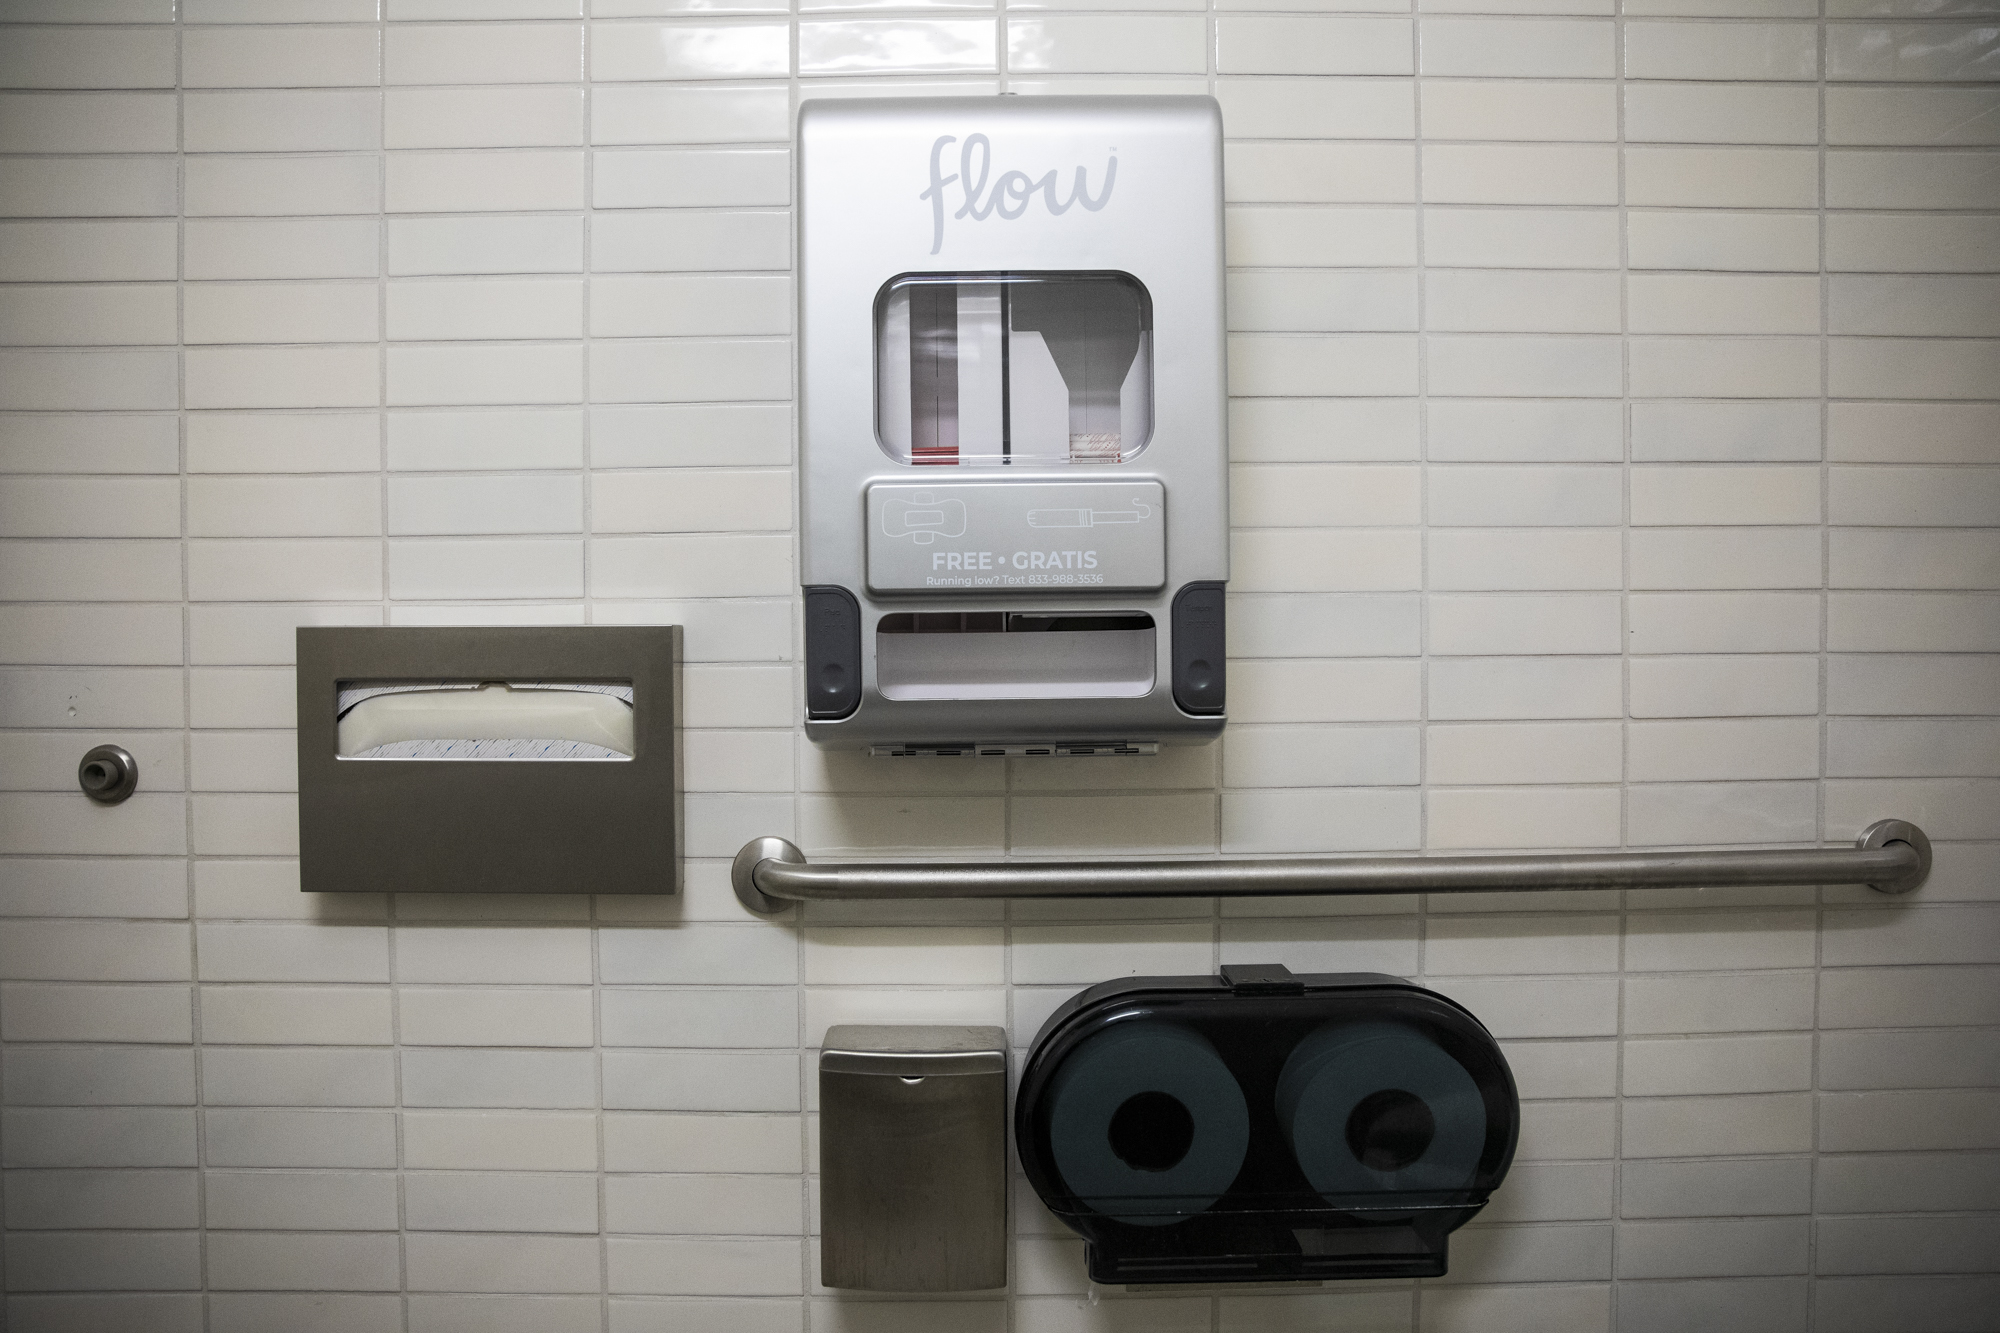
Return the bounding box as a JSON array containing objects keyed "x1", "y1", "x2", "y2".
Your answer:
[
  {"x1": 1046, "y1": 1021, "x2": 1249, "y2": 1226},
  {"x1": 1276, "y1": 1021, "x2": 1486, "y2": 1204}
]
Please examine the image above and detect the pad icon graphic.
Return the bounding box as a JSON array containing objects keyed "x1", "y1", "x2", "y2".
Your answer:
[{"x1": 883, "y1": 492, "x2": 968, "y2": 545}]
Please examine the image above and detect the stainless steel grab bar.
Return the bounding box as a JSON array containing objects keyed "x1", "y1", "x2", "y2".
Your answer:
[{"x1": 732, "y1": 819, "x2": 1931, "y2": 914}]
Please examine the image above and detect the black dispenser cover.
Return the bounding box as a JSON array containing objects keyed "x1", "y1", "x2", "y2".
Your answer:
[{"x1": 1016, "y1": 965, "x2": 1518, "y2": 1285}]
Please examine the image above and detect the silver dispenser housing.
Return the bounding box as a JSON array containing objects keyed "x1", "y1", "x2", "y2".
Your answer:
[{"x1": 799, "y1": 96, "x2": 1229, "y2": 752}]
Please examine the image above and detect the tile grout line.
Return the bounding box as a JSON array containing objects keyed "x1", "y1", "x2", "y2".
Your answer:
[
  {"x1": 1613, "y1": 0, "x2": 1632, "y2": 1327},
  {"x1": 1411, "y1": 8, "x2": 1432, "y2": 1331},
  {"x1": 1807, "y1": 1, "x2": 1832, "y2": 1326},
  {"x1": 1206, "y1": 11, "x2": 1222, "y2": 1333},
  {"x1": 581, "y1": 5, "x2": 595, "y2": 636},
  {"x1": 581, "y1": 11, "x2": 615, "y2": 1327},
  {"x1": 173, "y1": 5, "x2": 210, "y2": 1330},
  {"x1": 790, "y1": 7, "x2": 814, "y2": 1330},
  {"x1": 367, "y1": 14, "x2": 416, "y2": 1332},
  {"x1": 997, "y1": 9, "x2": 1022, "y2": 1332}
]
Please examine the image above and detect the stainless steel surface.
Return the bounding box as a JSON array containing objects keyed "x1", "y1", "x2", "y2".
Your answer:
[
  {"x1": 1858, "y1": 818, "x2": 1931, "y2": 894},
  {"x1": 822, "y1": 1025, "x2": 1010, "y2": 1078},
  {"x1": 77, "y1": 744, "x2": 137, "y2": 805},
  {"x1": 297, "y1": 626, "x2": 683, "y2": 895},
  {"x1": 819, "y1": 1024, "x2": 1009, "y2": 1292},
  {"x1": 730, "y1": 834, "x2": 803, "y2": 915},
  {"x1": 734, "y1": 819, "x2": 1931, "y2": 914}
]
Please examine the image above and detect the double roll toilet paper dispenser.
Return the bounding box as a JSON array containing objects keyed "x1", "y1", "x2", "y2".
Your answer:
[{"x1": 820, "y1": 965, "x2": 1518, "y2": 1291}]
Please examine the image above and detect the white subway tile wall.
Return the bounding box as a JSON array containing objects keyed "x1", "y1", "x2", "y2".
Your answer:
[{"x1": 0, "y1": 0, "x2": 1995, "y2": 1327}]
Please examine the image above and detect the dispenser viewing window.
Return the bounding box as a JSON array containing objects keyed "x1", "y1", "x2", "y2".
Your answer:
[
  {"x1": 877, "y1": 273, "x2": 1153, "y2": 467},
  {"x1": 800, "y1": 95, "x2": 1228, "y2": 754}
]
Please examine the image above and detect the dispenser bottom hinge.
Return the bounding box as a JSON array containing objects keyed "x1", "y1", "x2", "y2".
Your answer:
[{"x1": 870, "y1": 741, "x2": 1158, "y2": 759}]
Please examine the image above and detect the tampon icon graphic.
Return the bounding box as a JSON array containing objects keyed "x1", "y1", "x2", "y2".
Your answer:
[{"x1": 1026, "y1": 500, "x2": 1152, "y2": 528}]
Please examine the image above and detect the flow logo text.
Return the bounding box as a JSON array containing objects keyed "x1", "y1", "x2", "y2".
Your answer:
[{"x1": 920, "y1": 133, "x2": 1116, "y2": 255}]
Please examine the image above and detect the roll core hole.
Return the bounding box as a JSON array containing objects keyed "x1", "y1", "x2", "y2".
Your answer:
[
  {"x1": 1107, "y1": 1091, "x2": 1195, "y2": 1173},
  {"x1": 1345, "y1": 1088, "x2": 1435, "y2": 1172}
]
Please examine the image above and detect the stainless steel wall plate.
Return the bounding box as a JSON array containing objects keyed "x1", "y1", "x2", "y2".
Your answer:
[{"x1": 296, "y1": 626, "x2": 681, "y2": 895}]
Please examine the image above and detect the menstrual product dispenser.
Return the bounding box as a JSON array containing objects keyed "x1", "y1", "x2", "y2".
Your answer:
[
  {"x1": 799, "y1": 95, "x2": 1228, "y2": 753},
  {"x1": 1017, "y1": 966, "x2": 1518, "y2": 1285}
]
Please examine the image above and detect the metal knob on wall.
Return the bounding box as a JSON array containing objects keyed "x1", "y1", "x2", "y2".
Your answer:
[{"x1": 77, "y1": 744, "x2": 138, "y2": 804}]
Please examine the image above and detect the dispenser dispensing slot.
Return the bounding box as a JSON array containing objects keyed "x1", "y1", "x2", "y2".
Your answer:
[{"x1": 876, "y1": 611, "x2": 1156, "y2": 701}]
